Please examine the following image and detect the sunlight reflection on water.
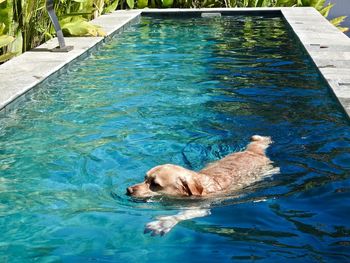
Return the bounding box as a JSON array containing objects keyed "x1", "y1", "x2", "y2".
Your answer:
[{"x1": 0, "y1": 16, "x2": 349, "y2": 262}]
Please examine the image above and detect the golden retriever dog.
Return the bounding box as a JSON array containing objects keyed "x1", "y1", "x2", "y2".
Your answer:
[{"x1": 127, "y1": 135, "x2": 279, "y2": 236}]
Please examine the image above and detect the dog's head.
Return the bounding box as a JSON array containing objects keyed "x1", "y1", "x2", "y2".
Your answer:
[{"x1": 126, "y1": 164, "x2": 203, "y2": 198}]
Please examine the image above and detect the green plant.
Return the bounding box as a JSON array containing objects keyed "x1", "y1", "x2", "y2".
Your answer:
[
  {"x1": 0, "y1": 0, "x2": 20, "y2": 62},
  {"x1": 56, "y1": 0, "x2": 107, "y2": 37},
  {"x1": 0, "y1": 0, "x2": 115, "y2": 63},
  {"x1": 330, "y1": 16, "x2": 348, "y2": 33}
]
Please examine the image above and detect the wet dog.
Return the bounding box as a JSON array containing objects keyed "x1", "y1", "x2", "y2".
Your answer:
[{"x1": 127, "y1": 135, "x2": 278, "y2": 235}]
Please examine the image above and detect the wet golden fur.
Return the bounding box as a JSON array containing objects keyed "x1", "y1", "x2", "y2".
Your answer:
[{"x1": 127, "y1": 135, "x2": 273, "y2": 198}]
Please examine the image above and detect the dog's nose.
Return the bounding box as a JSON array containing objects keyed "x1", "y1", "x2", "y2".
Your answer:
[{"x1": 126, "y1": 187, "x2": 133, "y2": 195}]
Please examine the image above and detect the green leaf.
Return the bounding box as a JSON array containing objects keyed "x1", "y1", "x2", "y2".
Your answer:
[
  {"x1": 330, "y1": 16, "x2": 346, "y2": 27},
  {"x1": 0, "y1": 52, "x2": 16, "y2": 63},
  {"x1": 22, "y1": 0, "x2": 37, "y2": 25},
  {"x1": 248, "y1": 0, "x2": 255, "y2": 6},
  {"x1": 104, "y1": 0, "x2": 119, "y2": 12},
  {"x1": 337, "y1": 26, "x2": 349, "y2": 33},
  {"x1": 0, "y1": 0, "x2": 13, "y2": 29},
  {"x1": 256, "y1": 0, "x2": 270, "y2": 7},
  {"x1": 59, "y1": 16, "x2": 75, "y2": 24},
  {"x1": 319, "y1": 3, "x2": 333, "y2": 17},
  {"x1": 0, "y1": 35, "x2": 14, "y2": 48},
  {"x1": 126, "y1": 0, "x2": 135, "y2": 8},
  {"x1": 94, "y1": 0, "x2": 105, "y2": 14},
  {"x1": 229, "y1": 0, "x2": 237, "y2": 7},
  {"x1": 8, "y1": 29, "x2": 22, "y2": 55},
  {"x1": 71, "y1": 16, "x2": 88, "y2": 22},
  {"x1": 0, "y1": 0, "x2": 6, "y2": 4},
  {"x1": 0, "y1": 23, "x2": 5, "y2": 35},
  {"x1": 300, "y1": 0, "x2": 310, "y2": 5},
  {"x1": 161, "y1": 0, "x2": 173, "y2": 7},
  {"x1": 309, "y1": 0, "x2": 325, "y2": 9},
  {"x1": 137, "y1": 0, "x2": 148, "y2": 8},
  {"x1": 276, "y1": 0, "x2": 296, "y2": 6},
  {"x1": 61, "y1": 20, "x2": 106, "y2": 37}
]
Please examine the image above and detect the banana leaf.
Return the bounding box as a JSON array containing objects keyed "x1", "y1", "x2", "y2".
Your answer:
[
  {"x1": 330, "y1": 16, "x2": 349, "y2": 32},
  {"x1": 126, "y1": 0, "x2": 135, "y2": 8},
  {"x1": 104, "y1": 0, "x2": 119, "y2": 12},
  {"x1": 319, "y1": 3, "x2": 333, "y2": 17},
  {"x1": 0, "y1": 52, "x2": 16, "y2": 63},
  {"x1": 137, "y1": 0, "x2": 148, "y2": 8},
  {"x1": 0, "y1": 1, "x2": 12, "y2": 30},
  {"x1": 8, "y1": 29, "x2": 23, "y2": 55},
  {"x1": 0, "y1": 35, "x2": 14, "y2": 48},
  {"x1": 337, "y1": 26, "x2": 349, "y2": 33},
  {"x1": 275, "y1": 0, "x2": 296, "y2": 6},
  {"x1": 309, "y1": 0, "x2": 325, "y2": 9},
  {"x1": 229, "y1": 0, "x2": 237, "y2": 7},
  {"x1": 62, "y1": 20, "x2": 106, "y2": 36},
  {"x1": 300, "y1": 0, "x2": 310, "y2": 5},
  {"x1": 0, "y1": 23, "x2": 5, "y2": 35},
  {"x1": 256, "y1": 0, "x2": 270, "y2": 7},
  {"x1": 330, "y1": 16, "x2": 347, "y2": 27},
  {"x1": 162, "y1": 0, "x2": 173, "y2": 7}
]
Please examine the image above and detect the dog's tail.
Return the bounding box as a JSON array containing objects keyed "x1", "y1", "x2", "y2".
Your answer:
[
  {"x1": 250, "y1": 135, "x2": 272, "y2": 146},
  {"x1": 246, "y1": 135, "x2": 273, "y2": 155}
]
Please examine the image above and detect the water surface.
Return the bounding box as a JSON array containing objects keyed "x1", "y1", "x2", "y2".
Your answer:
[{"x1": 0, "y1": 16, "x2": 349, "y2": 262}]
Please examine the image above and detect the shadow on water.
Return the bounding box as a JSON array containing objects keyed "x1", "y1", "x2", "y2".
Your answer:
[{"x1": 182, "y1": 217, "x2": 350, "y2": 262}]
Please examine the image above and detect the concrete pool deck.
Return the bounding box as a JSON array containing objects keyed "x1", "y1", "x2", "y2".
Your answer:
[{"x1": 0, "y1": 7, "x2": 349, "y2": 118}]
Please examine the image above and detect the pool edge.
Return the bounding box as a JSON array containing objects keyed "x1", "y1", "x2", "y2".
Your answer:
[
  {"x1": 0, "y1": 8, "x2": 349, "y2": 118},
  {"x1": 0, "y1": 10, "x2": 142, "y2": 113},
  {"x1": 281, "y1": 8, "x2": 350, "y2": 119}
]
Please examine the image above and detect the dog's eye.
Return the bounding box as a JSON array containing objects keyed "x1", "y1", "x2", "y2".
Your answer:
[
  {"x1": 150, "y1": 181, "x2": 159, "y2": 187},
  {"x1": 150, "y1": 180, "x2": 162, "y2": 190}
]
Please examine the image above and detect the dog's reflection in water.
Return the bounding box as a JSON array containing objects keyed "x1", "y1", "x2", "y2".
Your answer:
[{"x1": 127, "y1": 135, "x2": 280, "y2": 236}]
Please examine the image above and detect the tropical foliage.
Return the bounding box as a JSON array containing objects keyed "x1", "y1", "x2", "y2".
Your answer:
[
  {"x1": 0, "y1": 0, "x2": 118, "y2": 63},
  {"x1": 0, "y1": 0, "x2": 347, "y2": 63}
]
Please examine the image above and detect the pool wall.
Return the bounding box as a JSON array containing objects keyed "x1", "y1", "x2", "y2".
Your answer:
[{"x1": 0, "y1": 8, "x2": 349, "y2": 117}]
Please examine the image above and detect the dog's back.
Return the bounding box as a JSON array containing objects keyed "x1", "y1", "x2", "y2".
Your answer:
[{"x1": 199, "y1": 135, "x2": 273, "y2": 191}]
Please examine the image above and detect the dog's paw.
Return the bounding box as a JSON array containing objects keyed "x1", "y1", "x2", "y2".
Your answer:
[{"x1": 144, "y1": 216, "x2": 178, "y2": 236}]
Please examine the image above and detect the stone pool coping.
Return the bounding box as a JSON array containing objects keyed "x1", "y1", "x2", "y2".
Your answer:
[{"x1": 0, "y1": 7, "x2": 349, "y2": 118}]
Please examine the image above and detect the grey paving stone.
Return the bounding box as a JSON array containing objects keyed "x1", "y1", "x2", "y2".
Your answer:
[{"x1": 337, "y1": 97, "x2": 350, "y2": 116}]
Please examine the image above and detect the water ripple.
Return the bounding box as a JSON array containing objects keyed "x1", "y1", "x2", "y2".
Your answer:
[{"x1": 0, "y1": 15, "x2": 349, "y2": 262}]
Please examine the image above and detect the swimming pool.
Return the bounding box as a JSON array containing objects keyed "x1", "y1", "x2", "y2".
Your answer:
[{"x1": 0, "y1": 15, "x2": 349, "y2": 262}]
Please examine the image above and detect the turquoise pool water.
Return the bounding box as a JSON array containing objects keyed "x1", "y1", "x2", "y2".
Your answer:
[{"x1": 0, "y1": 15, "x2": 350, "y2": 262}]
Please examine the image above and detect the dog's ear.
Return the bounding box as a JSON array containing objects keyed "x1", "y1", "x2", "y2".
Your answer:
[{"x1": 180, "y1": 176, "x2": 203, "y2": 196}]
